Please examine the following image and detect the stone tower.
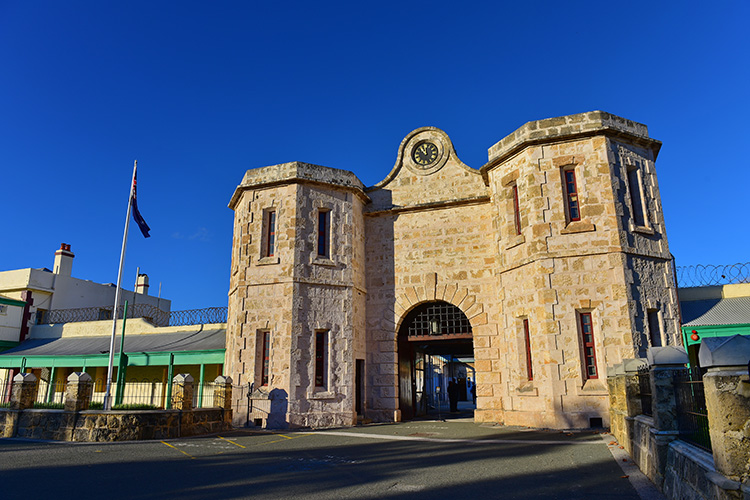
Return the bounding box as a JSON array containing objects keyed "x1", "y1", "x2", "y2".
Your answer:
[
  {"x1": 478, "y1": 111, "x2": 680, "y2": 427},
  {"x1": 226, "y1": 163, "x2": 368, "y2": 428}
]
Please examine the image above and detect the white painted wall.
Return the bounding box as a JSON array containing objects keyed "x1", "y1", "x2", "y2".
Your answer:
[{"x1": 0, "y1": 299, "x2": 24, "y2": 342}]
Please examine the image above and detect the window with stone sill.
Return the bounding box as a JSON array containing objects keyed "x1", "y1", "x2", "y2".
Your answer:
[
  {"x1": 522, "y1": 318, "x2": 533, "y2": 381},
  {"x1": 647, "y1": 309, "x2": 663, "y2": 348},
  {"x1": 578, "y1": 311, "x2": 599, "y2": 380},
  {"x1": 627, "y1": 166, "x2": 649, "y2": 229},
  {"x1": 315, "y1": 330, "x2": 329, "y2": 389},
  {"x1": 258, "y1": 330, "x2": 271, "y2": 386},
  {"x1": 262, "y1": 209, "x2": 276, "y2": 259},
  {"x1": 511, "y1": 183, "x2": 522, "y2": 236},
  {"x1": 562, "y1": 167, "x2": 581, "y2": 223},
  {"x1": 317, "y1": 209, "x2": 330, "y2": 259}
]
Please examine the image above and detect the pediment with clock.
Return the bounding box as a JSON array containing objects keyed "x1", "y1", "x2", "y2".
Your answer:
[{"x1": 366, "y1": 126, "x2": 488, "y2": 212}]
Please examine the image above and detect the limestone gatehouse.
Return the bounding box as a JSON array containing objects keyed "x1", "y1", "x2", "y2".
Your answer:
[{"x1": 225, "y1": 111, "x2": 681, "y2": 430}]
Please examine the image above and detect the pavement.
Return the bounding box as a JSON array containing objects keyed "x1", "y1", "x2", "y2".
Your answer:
[{"x1": 0, "y1": 413, "x2": 664, "y2": 500}]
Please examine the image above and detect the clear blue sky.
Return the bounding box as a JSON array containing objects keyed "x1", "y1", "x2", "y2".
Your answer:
[{"x1": 1, "y1": 1, "x2": 748, "y2": 310}]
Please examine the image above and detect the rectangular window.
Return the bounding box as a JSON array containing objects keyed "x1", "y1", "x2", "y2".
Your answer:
[
  {"x1": 564, "y1": 169, "x2": 581, "y2": 222},
  {"x1": 0, "y1": 304, "x2": 7, "y2": 315},
  {"x1": 264, "y1": 210, "x2": 276, "y2": 257},
  {"x1": 317, "y1": 210, "x2": 330, "y2": 258},
  {"x1": 315, "y1": 330, "x2": 328, "y2": 388},
  {"x1": 523, "y1": 318, "x2": 533, "y2": 381},
  {"x1": 35, "y1": 308, "x2": 48, "y2": 324},
  {"x1": 579, "y1": 312, "x2": 598, "y2": 379},
  {"x1": 647, "y1": 309, "x2": 662, "y2": 347},
  {"x1": 261, "y1": 330, "x2": 270, "y2": 385},
  {"x1": 512, "y1": 184, "x2": 522, "y2": 235},
  {"x1": 627, "y1": 168, "x2": 647, "y2": 227}
]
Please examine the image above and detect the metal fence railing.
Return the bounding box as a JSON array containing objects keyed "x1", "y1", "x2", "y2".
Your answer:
[
  {"x1": 676, "y1": 262, "x2": 750, "y2": 288},
  {"x1": 637, "y1": 366, "x2": 652, "y2": 417},
  {"x1": 37, "y1": 305, "x2": 228, "y2": 327},
  {"x1": 0, "y1": 378, "x2": 223, "y2": 410},
  {"x1": 674, "y1": 367, "x2": 712, "y2": 451}
]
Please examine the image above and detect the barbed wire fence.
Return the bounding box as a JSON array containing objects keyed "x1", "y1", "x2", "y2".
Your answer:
[
  {"x1": 38, "y1": 305, "x2": 228, "y2": 327},
  {"x1": 675, "y1": 263, "x2": 750, "y2": 288}
]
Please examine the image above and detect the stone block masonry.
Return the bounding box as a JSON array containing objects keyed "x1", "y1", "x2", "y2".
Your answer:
[
  {"x1": 609, "y1": 344, "x2": 750, "y2": 500},
  {"x1": 0, "y1": 373, "x2": 234, "y2": 441}
]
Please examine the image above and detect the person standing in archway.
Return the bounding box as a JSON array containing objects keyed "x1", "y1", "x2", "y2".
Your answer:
[{"x1": 447, "y1": 379, "x2": 459, "y2": 413}]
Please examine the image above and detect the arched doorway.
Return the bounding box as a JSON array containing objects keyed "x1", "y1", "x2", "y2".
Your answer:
[{"x1": 397, "y1": 301, "x2": 474, "y2": 420}]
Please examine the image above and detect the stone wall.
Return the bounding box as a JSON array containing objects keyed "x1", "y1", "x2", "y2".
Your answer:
[
  {"x1": 0, "y1": 407, "x2": 231, "y2": 441},
  {"x1": 608, "y1": 344, "x2": 750, "y2": 499}
]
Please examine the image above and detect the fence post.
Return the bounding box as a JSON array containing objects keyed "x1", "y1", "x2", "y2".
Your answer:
[
  {"x1": 171, "y1": 374, "x2": 194, "y2": 411},
  {"x1": 213, "y1": 376, "x2": 233, "y2": 410},
  {"x1": 4, "y1": 373, "x2": 37, "y2": 438},
  {"x1": 213, "y1": 376, "x2": 233, "y2": 426},
  {"x1": 607, "y1": 364, "x2": 627, "y2": 446},
  {"x1": 646, "y1": 346, "x2": 688, "y2": 488},
  {"x1": 699, "y1": 336, "x2": 750, "y2": 484},
  {"x1": 64, "y1": 372, "x2": 93, "y2": 412},
  {"x1": 617, "y1": 358, "x2": 648, "y2": 454},
  {"x1": 10, "y1": 373, "x2": 38, "y2": 410}
]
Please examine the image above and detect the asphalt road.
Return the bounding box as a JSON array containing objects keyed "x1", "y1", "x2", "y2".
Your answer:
[{"x1": 0, "y1": 419, "x2": 654, "y2": 500}]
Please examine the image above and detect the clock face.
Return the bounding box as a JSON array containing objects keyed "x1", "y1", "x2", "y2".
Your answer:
[{"x1": 412, "y1": 142, "x2": 439, "y2": 167}]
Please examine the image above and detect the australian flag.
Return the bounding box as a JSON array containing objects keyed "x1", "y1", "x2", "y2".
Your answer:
[{"x1": 132, "y1": 163, "x2": 151, "y2": 238}]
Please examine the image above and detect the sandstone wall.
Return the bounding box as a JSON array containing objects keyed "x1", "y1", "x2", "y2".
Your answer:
[{"x1": 0, "y1": 408, "x2": 230, "y2": 441}]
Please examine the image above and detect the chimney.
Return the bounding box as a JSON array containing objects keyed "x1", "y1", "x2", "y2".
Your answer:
[
  {"x1": 53, "y1": 243, "x2": 75, "y2": 277},
  {"x1": 136, "y1": 273, "x2": 149, "y2": 295}
]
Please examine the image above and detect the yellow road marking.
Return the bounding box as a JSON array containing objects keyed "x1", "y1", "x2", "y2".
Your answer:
[
  {"x1": 160, "y1": 440, "x2": 195, "y2": 459},
  {"x1": 252, "y1": 433, "x2": 312, "y2": 446},
  {"x1": 217, "y1": 436, "x2": 246, "y2": 448}
]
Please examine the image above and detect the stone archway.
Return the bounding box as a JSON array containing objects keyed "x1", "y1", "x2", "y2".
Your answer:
[{"x1": 387, "y1": 273, "x2": 488, "y2": 420}]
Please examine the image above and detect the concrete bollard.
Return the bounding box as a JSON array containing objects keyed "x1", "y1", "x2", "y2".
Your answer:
[
  {"x1": 171, "y1": 374, "x2": 194, "y2": 411},
  {"x1": 699, "y1": 336, "x2": 750, "y2": 484},
  {"x1": 10, "y1": 373, "x2": 38, "y2": 411},
  {"x1": 213, "y1": 375, "x2": 233, "y2": 410},
  {"x1": 64, "y1": 372, "x2": 93, "y2": 412}
]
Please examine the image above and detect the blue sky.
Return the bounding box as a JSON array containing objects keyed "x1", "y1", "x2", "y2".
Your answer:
[{"x1": 1, "y1": 1, "x2": 748, "y2": 310}]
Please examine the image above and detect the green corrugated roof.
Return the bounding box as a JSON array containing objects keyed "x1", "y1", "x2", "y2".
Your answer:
[{"x1": 0, "y1": 328, "x2": 225, "y2": 357}]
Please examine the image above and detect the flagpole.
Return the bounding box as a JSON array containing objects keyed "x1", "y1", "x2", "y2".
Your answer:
[{"x1": 103, "y1": 160, "x2": 137, "y2": 411}]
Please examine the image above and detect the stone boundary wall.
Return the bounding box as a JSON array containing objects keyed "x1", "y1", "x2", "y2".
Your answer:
[
  {"x1": 1, "y1": 372, "x2": 234, "y2": 442},
  {"x1": 0, "y1": 407, "x2": 232, "y2": 441},
  {"x1": 608, "y1": 342, "x2": 750, "y2": 500}
]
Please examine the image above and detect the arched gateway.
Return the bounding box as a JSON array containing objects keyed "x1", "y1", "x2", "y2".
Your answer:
[{"x1": 397, "y1": 301, "x2": 474, "y2": 420}]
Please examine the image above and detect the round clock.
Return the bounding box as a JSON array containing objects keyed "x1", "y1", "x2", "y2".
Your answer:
[{"x1": 412, "y1": 141, "x2": 439, "y2": 167}]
